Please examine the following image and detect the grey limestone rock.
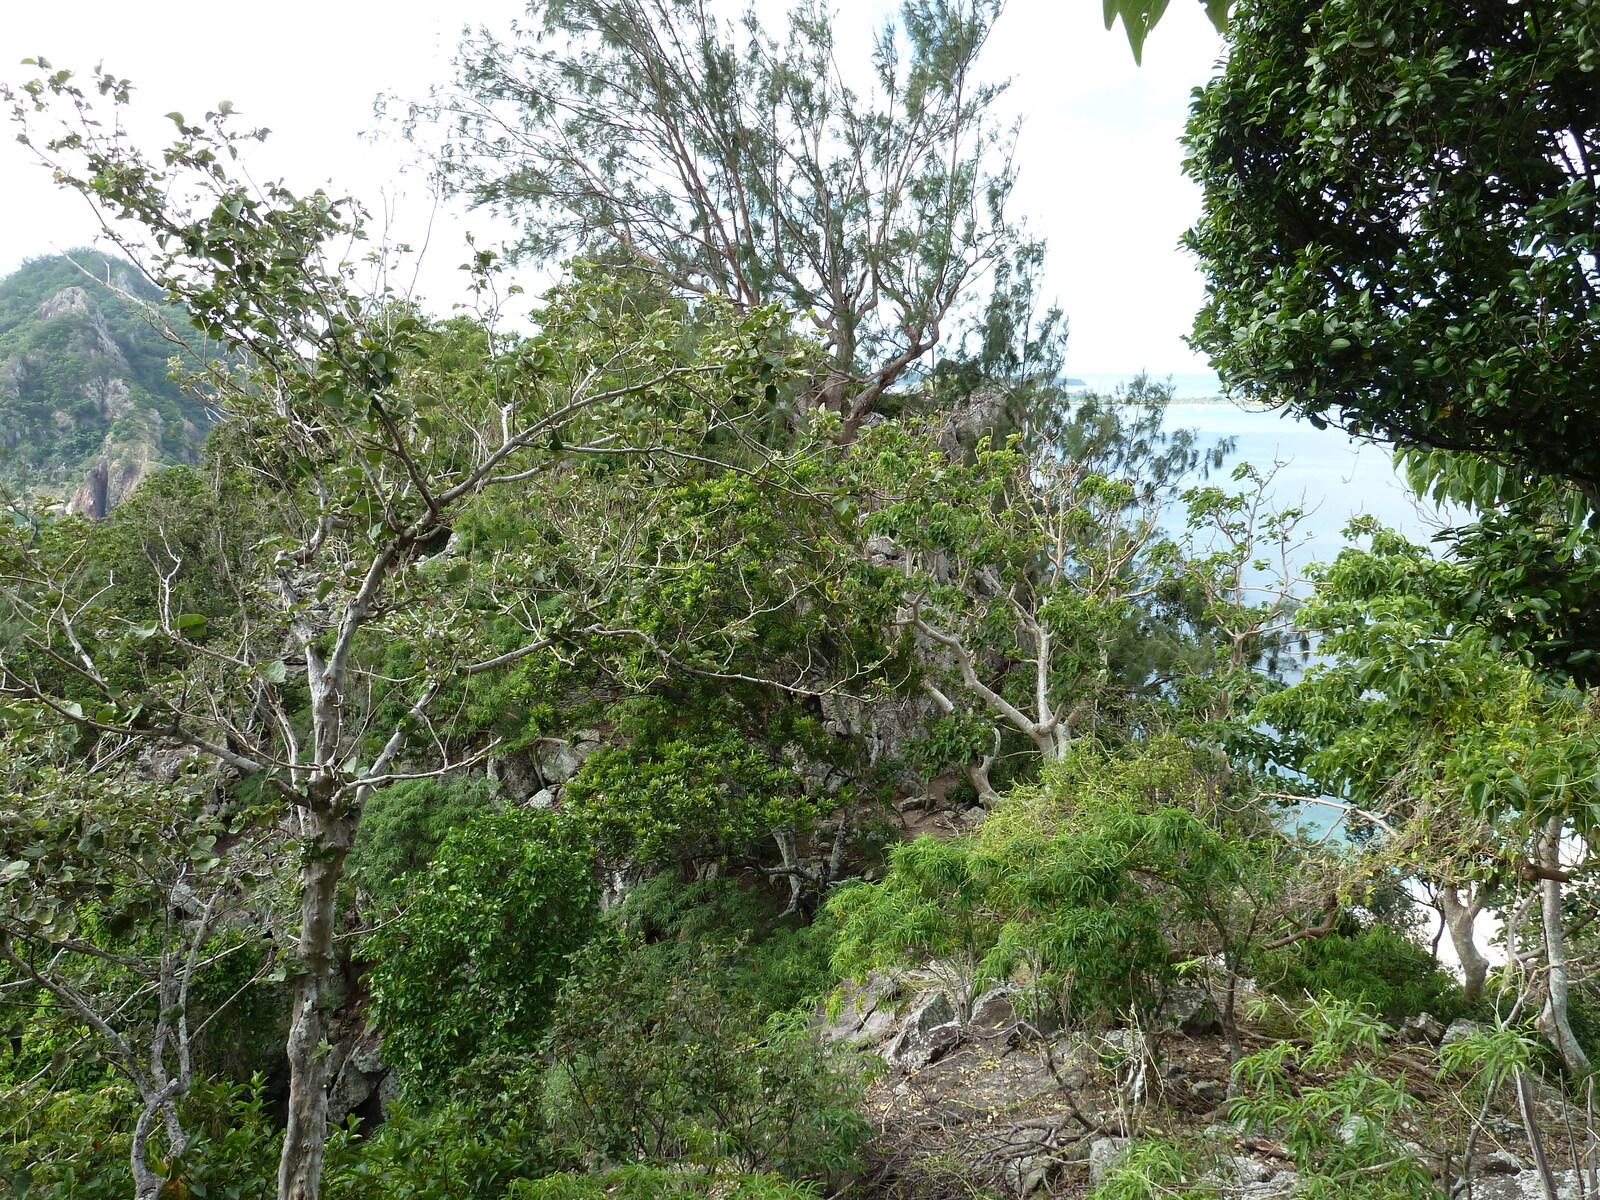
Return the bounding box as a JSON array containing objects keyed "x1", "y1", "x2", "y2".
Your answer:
[
  {"x1": 908, "y1": 989, "x2": 955, "y2": 1035},
  {"x1": 1087, "y1": 1137, "x2": 1131, "y2": 1185},
  {"x1": 1476, "y1": 1149, "x2": 1525, "y2": 1175},
  {"x1": 1403, "y1": 1011, "x2": 1446, "y2": 1043},
  {"x1": 816, "y1": 972, "x2": 897, "y2": 1044},
  {"x1": 1165, "y1": 982, "x2": 1221, "y2": 1035},
  {"x1": 968, "y1": 983, "x2": 1021, "y2": 1034},
  {"x1": 886, "y1": 1018, "x2": 963, "y2": 1071},
  {"x1": 1470, "y1": 1170, "x2": 1588, "y2": 1199},
  {"x1": 1440, "y1": 1018, "x2": 1486, "y2": 1050}
]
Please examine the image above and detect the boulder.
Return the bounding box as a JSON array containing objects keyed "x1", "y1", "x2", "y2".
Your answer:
[
  {"x1": 1470, "y1": 1170, "x2": 1587, "y2": 1200},
  {"x1": 1000, "y1": 1153, "x2": 1053, "y2": 1194},
  {"x1": 1100, "y1": 1028, "x2": 1149, "y2": 1060},
  {"x1": 377, "y1": 1066, "x2": 403, "y2": 1120},
  {"x1": 1440, "y1": 1018, "x2": 1486, "y2": 1050},
  {"x1": 1087, "y1": 1137, "x2": 1131, "y2": 1185},
  {"x1": 908, "y1": 989, "x2": 956, "y2": 1035},
  {"x1": 1165, "y1": 982, "x2": 1221, "y2": 1035},
  {"x1": 816, "y1": 972, "x2": 902, "y2": 1044},
  {"x1": 1403, "y1": 1011, "x2": 1446, "y2": 1043},
  {"x1": 326, "y1": 1034, "x2": 389, "y2": 1127},
  {"x1": 1231, "y1": 1169, "x2": 1301, "y2": 1198},
  {"x1": 1477, "y1": 1150, "x2": 1525, "y2": 1176},
  {"x1": 1207, "y1": 1155, "x2": 1276, "y2": 1186},
  {"x1": 886, "y1": 1018, "x2": 963, "y2": 1072},
  {"x1": 1190, "y1": 1078, "x2": 1229, "y2": 1106},
  {"x1": 968, "y1": 984, "x2": 1021, "y2": 1034},
  {"x1": 534, "y1": 739, "x2": 591, "y2": 785}
]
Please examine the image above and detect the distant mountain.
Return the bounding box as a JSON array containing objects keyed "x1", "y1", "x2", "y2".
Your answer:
[{"x1": 0, "y1": 251, "x2": 217, "y2": 516}]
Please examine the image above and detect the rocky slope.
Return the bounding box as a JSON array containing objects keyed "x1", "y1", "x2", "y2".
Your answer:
[
  {"x1": 0, "y1": 251, "x2": 215, "y2": 515},
  {"x1": 819, "y1": 973, "x2": 1593, "y2": 1200}
]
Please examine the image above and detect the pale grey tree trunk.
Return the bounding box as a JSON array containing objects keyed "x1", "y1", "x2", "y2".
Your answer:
[
  {"x1": 277, "y1": 798, "x2": 357, "y2": 1200},
  {"x1": 1536, "y1": 818, "x2": 1589, "y2": 1075},
  {"x1": 1438, "y1": 884, "x2": 1491, "y2": 1003}
]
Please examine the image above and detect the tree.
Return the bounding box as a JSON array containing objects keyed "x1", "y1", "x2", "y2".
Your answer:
[
  {"x1": 0, "y1": 722, "x2": 278, "y2": 1200},
  {"x1": 3, "y1": 65, "x2": 822, "y2": 1200},
  {"x1": 367, "y1": 808, "x2": 599, "y2": 1089},
  {"x1": 1256, "y1": 522, "x2": 1600, "y2": 1071},
  {"x1": 1401, "y1": 454, "x2": 1600, "y2": 689},
  {"x1": 414, "y1": 0, "x2": 1020, "y2": 437},
  {"x1": 851, "y1": 389, "x2": 1284, "y2": 802},
  {"x1": 1183, "y1": 0, "x2": 1600, "y2": 508}
]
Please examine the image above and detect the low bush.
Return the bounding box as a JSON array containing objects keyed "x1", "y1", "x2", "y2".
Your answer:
[
  {"x1": 830, "y1": 743, "x2": 1315, "y2": 1032},
  {"x1": 326, "y1": 1098, "x2": 553, "y2": 1200},
  {"x1": 543, "y1": 936, "x2": 869, "y2": 1186},
  {"x1": 0, "y1": 1077, "x2": 277, "y2": 1200},
  {"x1": 612, "y1": 871, "x2": 840, "y2": 1016},
  {"x1": 1251, "y1": 920, "x2": 1466, "y2": 1023},
  {"x1": 508, "y1": 1165, "x2": 819, "y2": 1200},
  {"x1": 367, "y1": 807, "x2": 600, "y2": 1090},
  {"x1": 1230, "y1": 996, "x2": 1442, "y2": 1200}
]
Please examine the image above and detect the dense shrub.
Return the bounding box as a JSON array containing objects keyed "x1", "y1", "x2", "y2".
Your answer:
[
  {"x1": 561, "y1": 698, "x2": 823, "y2": 869},
  {"x1": 348, "y1": 774, "x2": 501, "y2": 908},
  {"x1": 832, "y1": 745, "x2": 1316, "y2": 1030},
  {"x1": 613, "y1": 871, "x2": 840, "y2": 1016},
  {"x1": 830, "y1": 827, "x2": 1171, "y2": 1024},
  {"x1": 367, "y1": 808, "x2": 600, "y2": 1089},
  {"x1": 1252, "y1": 921, "x2": 1466, "y2": 1023},
  {"x1": 543, "y1": 936, "x2": 869, "y2": 1185},
  {"x1": 508, "y1": 1166, "x2": 819, "y2": 1200},
  {"x1": 326, "y1": 1099, "x2": 553, "y2": 1200},
  {"x1": 2, "y1": 1074, "x2": 557, "y2": 1200},
  {"x1": 0, "y1": 1077, "x2": 278, "y2": 1200}
]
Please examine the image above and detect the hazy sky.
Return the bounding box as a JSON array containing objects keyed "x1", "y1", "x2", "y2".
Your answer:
[{"x1": 1, "y1": 0, "x2": 1226, "y2": 375}]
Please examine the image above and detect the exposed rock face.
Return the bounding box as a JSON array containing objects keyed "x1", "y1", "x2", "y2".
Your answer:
[
  {"x1": 1472, "y1": 1171, "x2": 1593, "y2": 1199},
  {"x1": 65, "y1": 450, "x2": 164, "y2": 519},
  {"x1": 937, "y1": 387, "x2": 1008, "y2": 458},
  {"x1": 816, "y1": 971, "x2": 905, "y2": 1047},
  {"x1": 326, "y1": 1030, "x2": 397, "y2": 1128},
  {"x1": 0, "y1": 255, "x2": 215, "y2": 515},
  {"x1": 68, "y1": 459, "x2": 111, "y2": 521}
]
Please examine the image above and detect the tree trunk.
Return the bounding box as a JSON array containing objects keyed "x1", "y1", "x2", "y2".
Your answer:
[
  {"x1": 1438, "y1": 884, "x2": 1490, "y2": 1003},
  {"x1": 276, "y1": 800, "x2": 356, "y2": 1200},
  {"x1": 131, "y1": 1146, "x2": 164, "y2": 1200},
  {"x1": 1536, "y1": 818, "x2": 1589, "y2": 1075}
]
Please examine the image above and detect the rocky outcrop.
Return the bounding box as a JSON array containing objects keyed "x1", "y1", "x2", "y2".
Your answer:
[
  {"x1": 35, "y1": 285, "x2": 129, "y2": 365},
  {"x1": 65, "y1": 447, "x2": 164, "y2": 519},
  {"x1": 1472, "y1": 1171, "x2": 1597, "y2": 1199},
  {"x1": 326, "y1": 1031, "x2": 399, "y2": 1128},
  {"x1": 820, "y1": 974, "x2": 1590, "y2": 1200},
  {"x1": 0, "y1": 258, "x2": 215, "y2": 515}
]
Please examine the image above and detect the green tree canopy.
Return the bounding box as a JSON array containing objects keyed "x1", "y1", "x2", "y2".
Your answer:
[
  {"x1": 415, "y1": 0, "x2": 1021, "y2": 436},
  {"x1": 1184, "y1": 0, "x2": 1600, "y2": 508}
]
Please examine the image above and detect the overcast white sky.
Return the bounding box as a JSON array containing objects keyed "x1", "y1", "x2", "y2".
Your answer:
[{"x1": 0, "y1": 0, "x2": 1226, "y2": 376}]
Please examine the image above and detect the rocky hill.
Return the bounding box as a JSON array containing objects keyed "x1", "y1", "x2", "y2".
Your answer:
[{"x1": 0, "y1": 251, "x2": 216, "y2": 516}]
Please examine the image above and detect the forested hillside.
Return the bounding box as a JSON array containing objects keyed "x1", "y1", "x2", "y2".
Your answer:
[
  {"x1": 2, "y1": 3, "x2": 1599, "y2": 1200},
  {"x1": 0, "y1": 253, "x2": 214, "y2": 515}
]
